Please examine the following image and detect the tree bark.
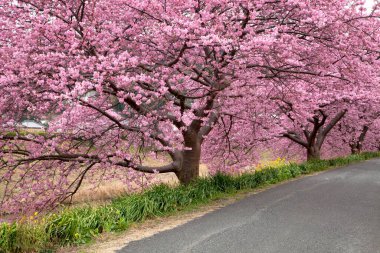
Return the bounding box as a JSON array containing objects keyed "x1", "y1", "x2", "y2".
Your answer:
[
  {"x1": 350, "y1": 142, "x2": 361, "y2": 154},
  {"x1": 350, "y1": 125, "x2": 369, "y2": 154},
  {"x1": 175, "y1": 147, "x2": 201, "y2": 184},
  {"x1": 307, "y1": 146, "x2": 321, "y2": 161},
  {"x1": 175, "y1": 130, "x2": 202, "y2": 184}
]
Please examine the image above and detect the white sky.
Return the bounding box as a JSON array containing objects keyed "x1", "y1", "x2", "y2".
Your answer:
[{"x1": 365, "y1": 0, "x2": 377, "y2": 10}]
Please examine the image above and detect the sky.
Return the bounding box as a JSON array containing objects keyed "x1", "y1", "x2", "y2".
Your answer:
[{"x1": 365, "y1": 0, "x2": 378, "y2": 10}]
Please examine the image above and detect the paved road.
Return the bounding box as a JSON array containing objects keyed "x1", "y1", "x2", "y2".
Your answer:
[{"x1": 118, "y1": 159, "x2": 380, "y2": 253}]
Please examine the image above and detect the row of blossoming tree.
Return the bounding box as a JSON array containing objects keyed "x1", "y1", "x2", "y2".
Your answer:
[{"x1": 0, "y1": 0, "x2": 379, "y2": 214}]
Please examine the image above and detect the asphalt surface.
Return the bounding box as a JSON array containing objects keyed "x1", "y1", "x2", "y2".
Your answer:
[{"x1": 118, "y1": 159, "x2": 380, "y2": 253}]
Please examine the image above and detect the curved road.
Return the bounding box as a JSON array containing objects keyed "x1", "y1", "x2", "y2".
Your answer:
[{"x1": 118, "y1": 159, "x2": 380, "y2": 253}]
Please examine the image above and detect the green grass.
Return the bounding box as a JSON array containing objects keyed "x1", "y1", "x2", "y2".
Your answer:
[{"x1": 1, "y1": 152, "x2": 379, "y2": 253}]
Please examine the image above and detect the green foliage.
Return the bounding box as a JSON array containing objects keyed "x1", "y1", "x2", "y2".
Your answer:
[
  {"x1": 0, "y1": 152, "x2": 379, "y2": 253},
  {"x1": 0, "y1": 221, "x2": 50, "y2": 253}
]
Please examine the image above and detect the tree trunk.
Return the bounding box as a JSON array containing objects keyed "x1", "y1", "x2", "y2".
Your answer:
[
  {"x1": 283, "y1": 110, "x2": 347, "y2": 163},
  {"x1": 349, "y1": 126, "x2": 369, "y2": 155},
  {"x1": 175, "y1": 131, "x2": 201, "y2": 184},
  {"x1": 351, "y1": 147, "x2": 359, "y2": 154},
  {"x1": 307, "y1": 146, "x2": 321, "y2": 161},
  {"x1": 350, "y1": 143, "x2": 361, "y2": 154}
]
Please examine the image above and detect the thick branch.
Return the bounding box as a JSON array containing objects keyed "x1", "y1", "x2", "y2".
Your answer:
[
  {"x1": 317, "y1": 109, "x2": 347, "y2": 147},
  {"x1": 116, "y1": 160, "x2": 179, "y2": 173},
  {"x1": 199, "y1": 111, "x2": 219, "y2": 139},
  {"x1": 283, "y1": 132, "x2": 308, "y2": 147}
]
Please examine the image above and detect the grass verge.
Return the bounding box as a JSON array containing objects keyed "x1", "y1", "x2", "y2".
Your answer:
[{"x1": 1, "y1": 152, "x2": 380, "y2": 253}]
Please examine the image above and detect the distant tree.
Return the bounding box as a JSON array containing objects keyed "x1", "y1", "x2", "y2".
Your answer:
[{"x1": 332, "y1": 102, "x2": 380, "y2": 155}]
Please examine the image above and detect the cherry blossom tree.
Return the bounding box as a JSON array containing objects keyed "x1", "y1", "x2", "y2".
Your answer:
[
  {"x1": 266, "y1": 78, "x2": 380, "y2": 161},
  {"x1": 331, "y1": 101, "x2": 380, "y2": 155},
  {"x1": 253, "y1": 3, "x2": 380, "y2": 161},
  {"x1": 0, "y1": 0, "x2": 379, "y2": 213}
]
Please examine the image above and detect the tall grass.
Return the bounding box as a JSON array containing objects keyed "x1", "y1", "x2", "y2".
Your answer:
[{"x1": 1, "y1": 152, "x2": 379, "y2": 253}]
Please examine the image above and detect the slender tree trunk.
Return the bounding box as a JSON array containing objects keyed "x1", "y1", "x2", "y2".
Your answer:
[
  {"x1": 307, "y1": 146, "x2": 321, "y2": 161},
  {"x1": 350, "y1": 126, "x2": 369, "y2": 154},
  {"x1": 350, "y1": 142, "x2": 361, "y2": 154},
  {"x1": 350, "y1": 146, "x2": 360, "y2": 154},
  {"x1": 175, "y1": 130, "x2": 201, "y2": 184}
]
